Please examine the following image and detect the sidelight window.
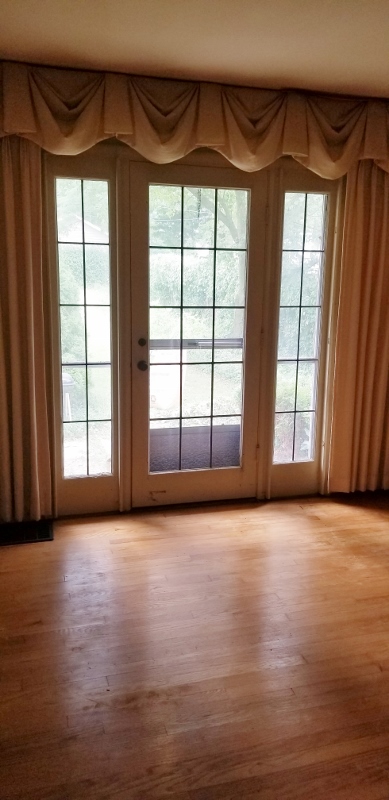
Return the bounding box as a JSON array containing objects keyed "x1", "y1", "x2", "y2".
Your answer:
[
  {"x1": 55, "y1": 179, "x2": 113, "y2": 478},
  {"x1": 273, "y1": 192, "x2": 328, "y2": 464}
]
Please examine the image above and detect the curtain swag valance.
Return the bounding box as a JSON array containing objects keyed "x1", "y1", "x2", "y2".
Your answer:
[{"x1": 2, "y1": 61, "x2": 389, "y2": 178}]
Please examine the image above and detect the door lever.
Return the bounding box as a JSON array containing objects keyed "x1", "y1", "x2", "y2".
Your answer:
[{"x1": 137, "y1": 360, "x2": 148, "y2": 371}]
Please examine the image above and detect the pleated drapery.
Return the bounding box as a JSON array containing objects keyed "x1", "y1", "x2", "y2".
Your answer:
[
  {"x1": 0, "y1": 137, "x2": 52, "y2": 521},
  {"x1": 2, "y1": 61, "x2": 389, "y2": 176},
  {"x1": 329, "y1": 161, "x2": 389, "y2": 492}
]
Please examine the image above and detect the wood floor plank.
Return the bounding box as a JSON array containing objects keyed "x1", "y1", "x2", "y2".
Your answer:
[{"x1": 2, "y1": 494, "x2": 389, "y2": 798}]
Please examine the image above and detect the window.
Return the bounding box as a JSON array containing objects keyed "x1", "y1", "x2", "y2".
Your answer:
[
  {"x1": 55, "y1": 178, "x2": 113, "y2": 477},
  {"x1": 148, "y1": 185, "x2": 249, "y2": 472},
  {"x1": 273, "y1": 192, "x2": 327, "y2": 464},
  {"x1": 47, "y1": 150, "x2": 337, "y2": 514}
]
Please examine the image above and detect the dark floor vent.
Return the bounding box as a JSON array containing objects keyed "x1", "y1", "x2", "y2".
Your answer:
[{"x1": 0, "y1": 520, "x2": 53, "y2": 546}]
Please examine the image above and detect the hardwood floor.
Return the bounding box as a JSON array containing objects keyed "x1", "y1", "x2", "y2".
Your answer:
[{"x1": 2, "y1": 495, "x2": 389, "y2": 799}]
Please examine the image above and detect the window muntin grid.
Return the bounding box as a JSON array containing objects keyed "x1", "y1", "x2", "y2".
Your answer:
[
  {"x1": 273, "y1": 192, "x2": 328, "y2": 464},
  {"x1": 55, "y1": 178, "x2": 113, "y2": 478},
  {"x1": 148, "y1": 185, "x2": 249, "y2": 473}
]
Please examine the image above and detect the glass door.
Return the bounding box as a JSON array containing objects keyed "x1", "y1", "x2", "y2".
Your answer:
[
  {"x1": 265, "y1": 169, "x2": 339, "y2": 498},
  {"x1": 130, "y1": 163, "x2": 267, "y2": 507},
  {"x1": 46, "y1": 150, "x2": 339, "y2": 515},
  {"x1": 46, "y1": 154, "x2": 119, "y2": 517}
]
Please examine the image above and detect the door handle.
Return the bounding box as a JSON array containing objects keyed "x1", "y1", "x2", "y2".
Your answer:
[{"x1": 137, "y1": 360, "x2": 148, "y2": 371}]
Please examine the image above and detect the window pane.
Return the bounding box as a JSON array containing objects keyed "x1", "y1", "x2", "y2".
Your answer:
[
  {"x1": 148, "y1": 183, "x2": 249, "y2": 473},
  {"x1": 150, "y1": 364, "x2": 180, "y2": 418},
  {"x1": 150, "y1": 418, "x2": 179, "y2": 428},
  {"x1": 181, "y1": 418, "x2": 211, "y2": 470},
  {"x1": 150, "y1": 345, "x2": 181, "y2": 364},
  {"x1": 149, "y1": 185, "x2": 181, "y2": 247},
  {"x1": 280, "y1": 251, "x2": 302, "y2": 306},
  {"x1": 213, "y1": 363, "x2": 243, "y2": 415},
  {"x1": 214, "y1": 348, "x2": 242, "y2": 363},
  {"x1": 88, "y1": 421, "x2": 112, "y2": 475},
  {"x1": 182, "y1": 347, "x2": 212, "y2": 364},
  {"x1": 56, "y1": 179, "x2": 82, "y2": 242},
  {"x1": 304, "y1": 195, "x2": 326, "y2": 250},
  {"x1": 275, "y1": 362, "x2": 297, "y2": 412},
  {"x1": 277, "y1": 308, "x2": 299, "y2": 360},
  {"x1": 301, "y1": 252, "x2": 323, "y2": 306},
  {"x1": 183, "y1": 250, "x2": 213, "y2": 307},
  {"x1": 56, "y1": 177, "x2": 112, "y2": 479},
  {"x1": 58, "y1": 244, "x2": 84, "y2": 305},
  {"x1": 63, "y1": 422, "x2": 87, "y2": 477},
  {"x1": 299, "y1": 308, "x2": 320, "y2": 359},
  {"x1": 214, "y1": 308, "x2": 244, "y2": 341},
  {"x1": 150, "y1": 419, "x2": 180, "y2": 473},
  {"x1": 85, "y1": 245, "x2": 110, "y2": 304},
  {"x1": 150, "y1": 308, "x2": 180, "y2": 341},
  {"x1": 183, "y1": 308, "x2": 213, "y2": 342},
  {"x1": 215, "y1": 251, "x2": 246, "y2": 306},
  {"x1": 183, "y1": 187, "x2": 215, "y2": 247},
  {"x1": 60, "y1": 307, "x2": 85, "y2": 363},
  {"x1": 62, "y1": 367, "x2": 86, "y2": 422},
  {"x1": 88, "y1": 365, "x2": 111, "y2": 420},
  {"x1": 273, "y1": 413, "x2": 294, "y2": 463},
  {"x1": 150, "y1": 248, "x2": 181, "y2": 307},
  {"x1": 182, "y1": 364, "x2": 212, "y2": 417},
  {"x1": 212, "y1": 416, "x2": 241, "y2": 468},
  {"x1": 86, "y1": 307, "x2": 111, "y2": 362},
  {"x1": 283, "y1": 193, "x2": 305, "y2": 249},
  {"x1": 273, "y1": 192, "x2": 327, "y2": 465},
  {"x1": 294, "y1": 412, "x2": 315, "y2": 461},
  {"x1": 216, "y1": 189, "x2": 248, "y2": 248},
  {"x1": 83, "y1": 181, "x2": 109, "y2": 243},
  {"x1": 213, "y1": 415, "x2": 241, "y2": 426},
  {"x1": 296, "y1": 362, "x2": 316, "y2": 412}
]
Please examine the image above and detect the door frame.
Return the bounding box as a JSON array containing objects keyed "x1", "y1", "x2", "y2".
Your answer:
[
  {"x1": 45, "y1": 144, "x2": 342, "y2": 515},
  {"x1": 129, "y1": 161, "x2": 268, "y2": 507},
  {"x1": 45, "y1": 150, "x2": 120, "y2": 516},
  {"x1": 259, "y1": 164, "x2": 340, "y2": 498}
]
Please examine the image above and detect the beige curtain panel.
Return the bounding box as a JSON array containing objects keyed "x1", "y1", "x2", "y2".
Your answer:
[
  {"x1": 0, "y1": 137, "x2": 52, "y2": 522},
  {"x1": 2, "y1": 61, "x2": 389, "y2": 177},
  {"x1": 329, "y1": 161, "x2": 389, "y2": 492}
]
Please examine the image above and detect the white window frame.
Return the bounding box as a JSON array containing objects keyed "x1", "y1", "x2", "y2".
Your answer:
[
  {"x1": 257, "y1": 163, "x2": 340, "y2": 499},
  {"x1": 45, "y1": 145, "x2": 342, "y2": 514},
  {"x1": 45, "y1": 151, "x2": 120, "y2": 516}
]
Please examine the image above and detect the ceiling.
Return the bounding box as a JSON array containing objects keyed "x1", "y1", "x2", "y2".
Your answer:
[{"x1": 1, "y1": 0, "x2": 389, "y2": 98}]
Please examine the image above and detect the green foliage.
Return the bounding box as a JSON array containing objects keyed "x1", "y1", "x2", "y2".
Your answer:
[
  {"x1": 148, "y1": 186, "x2": 249, "y2": 418},
  {"x1": 273, "y1": 193, "x2": 325, "y2": 462}
]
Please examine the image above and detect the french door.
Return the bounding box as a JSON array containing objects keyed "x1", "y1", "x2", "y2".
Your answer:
[
  {"x1": 130, "y1": 164, "x2": 267, "y2": 506},
  {"x1": 46, "y1": 148, "x2": 339, "y2": 515}
]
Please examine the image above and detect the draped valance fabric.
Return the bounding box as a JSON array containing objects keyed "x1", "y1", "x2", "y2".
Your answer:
[{"x1": 2, "y1": 61, "x2": 389, "y2": 178}]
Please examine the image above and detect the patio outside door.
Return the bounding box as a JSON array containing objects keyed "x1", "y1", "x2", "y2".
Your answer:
[
  {"x1": 130, "y1": 163, "x2": 267, "y2": 507},
  {"x1": 47, "y1": 150, "x2": 337, "y2": 515}
]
